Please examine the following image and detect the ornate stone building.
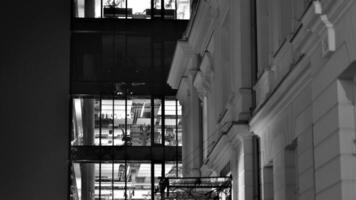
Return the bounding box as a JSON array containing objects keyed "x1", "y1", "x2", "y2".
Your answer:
[{"x1": 168, "y1": 0, "x2": 356, "y2": 199}]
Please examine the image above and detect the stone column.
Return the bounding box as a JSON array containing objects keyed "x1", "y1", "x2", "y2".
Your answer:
[
  {"x1": 178, "y1": 79, "x2": 192, "y2": 177},
  {"x1": 225, "y1": 125, "x2": 254, "y2": 200},
  {"x1": 179, "y1": 69, "x2": 202, "y2": 177},
  {"x1": 81, "y1": 99, "x2": 95, "y2": 200},
  {"x1": 189, "y1": 73, "x2": 202, "y2": 177},
  {"x1": 180, "y1": 97, "x2": 191, "y2": 177}
]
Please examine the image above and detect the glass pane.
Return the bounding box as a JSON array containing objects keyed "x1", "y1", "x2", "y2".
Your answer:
[
  {"x1": 154, "y1": 164, "x2": 162, "y2": 200},
  {"x1": 128, "y1": 0, "x2": 151, "y2": 19},
  {"x1": 176, "y1": 0, "x2": 190, "y2": 19},
  {"x1": 165, "y1": 162, "x2": 182, "y2": 178},
  {"x1": 100, "y1": 163, "x2": 114, "y2": 199},
  {"x1": 154, "y1": 99, "x2": 162, "y2": 144},
  {"x1": 103, "y1": 0, "x2": 127, "y2": 18},
  {"x1": 74, "y1": 0, "x2": 102, "y2": 18},
  {"x1": 153, "y1": 0, "x2": 161, "y2": 18},
  {"x1": 114, "y1": 163, "x2": 127, "y2": 199},
  {"x1": 127, "y1": 162, "x2": 152, "y2": 199},
  {"x1": 70, "y1": 163, "x2": 98, "y2": 200},
  {"x1": 129, "y1": 98, "x2": 151, "y2": 146},
  {"x1": 177, "y1": 101, "x2": 182, "y2": 146},
  {"x1": 164, "y1": 99, "x2": 177, "y2": 146},
  {"x1": 101, "y1": 99, "x2": 114, "y2": 146},
  {"x1": 164, "y1": 0, "x2": 176, "y2": 19},
  {"x1": 72, "y1": 98, "x2": 101, "y2": 146},
  {"x1": 114, "y1": 99, "x2": 126, "y2": 146},
  {"x1": 70, "y1": 163, "x2": 81, "y2": 200}
]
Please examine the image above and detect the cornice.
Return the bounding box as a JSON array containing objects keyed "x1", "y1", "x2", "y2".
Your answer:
[
  {"x1": 167, "y1": 40, "x2": 194, "y2": 89},
  {"x1": 204, "y1": 123, "x2": 251, "y2": 173},
  {"x1": 176, "y1": 77, "x2": 190, "y2": 105},
  {"x1": 251, "y1": 0, "x2": 354, "y2": 134},
  {"x1": 193, "y1": 51, "x2": 214, "y2": 99},
  {"x1": 250, "y1": 57, "x2": 312, "y2": 134},
  {"x1": 188, "y1": 0, "x2": 230, "y2": 54}
]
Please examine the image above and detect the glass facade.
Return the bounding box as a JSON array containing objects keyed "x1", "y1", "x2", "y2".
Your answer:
[
  {"x1": 70, "y1": 95, "x2": 182, "y2": 200},
  {"x1": 71, "y1": 162, "x2": 182, "y2": 200},
  {"x1": 73, "y1": 0, "x2": 190, "y2": 19},
  {"x1": 71, "y1": 96, "x2": 181, "y2": 147}
]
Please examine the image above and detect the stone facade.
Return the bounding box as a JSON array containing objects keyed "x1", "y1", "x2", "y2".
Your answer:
[{"x1": 168, "y1": 0, "x2": 356, "y2": 199}]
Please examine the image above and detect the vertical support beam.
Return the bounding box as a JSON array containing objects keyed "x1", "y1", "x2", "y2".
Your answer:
[
  {"x1": 82, "y1": 99, "x2": 95, "y2": 145},
  {"x1": 180, "y1": 97, "x2": 191, "y2": 176},
  {"x1": 81, "y1": 164, "x2": 95, "y2": 200},
  {"x1": 189, "y1": 77, "x2": 202, "y2": 177},
  {"x1": 175, "y1": 99, "x2": 179, "y2": 176},
  {"x1": 124, "y1": 92, "x2": 128, "y2": 200},
  {"x1": 81, "y1": 98, "x2": 95, "y2": 200},
  {"x1": 237, "y1": 133, "x2": 254, "y2": 200},
  {"x1": 179, "y1": 71, "x2": 202, "y2": 177},
  {"x1": 85, "y1": 0, "x2": 96, "y2": 17},
  {"x1": 150, "y1": 97, "x2": 155, "y2": 200}
]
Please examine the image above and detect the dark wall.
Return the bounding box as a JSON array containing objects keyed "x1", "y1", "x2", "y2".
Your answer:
[{"x1": 0, "y1": 1, "x2": 70, "y2": 200}]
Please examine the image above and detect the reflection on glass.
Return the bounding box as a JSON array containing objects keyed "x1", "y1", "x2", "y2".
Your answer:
[
  {"x1": 152, "y1": 0, "x2": 161, "y2": 18},
  {"x1": 154, "y1": 164, "x2": 162, "y2": 200},
  {"x1": 164, "y1": 99, "x2": 182, "y2": 146},
  {"x1": 72, "y1": 98, "x2": 101, "y2": 146},
  {"x1": 164, "y1": 0, "x2": 176, "y2": 19},
  {"x1": 98, "y1": 163, "x2": 113, "y2": 199},
  {"x1": 165, "y1": 162, "x2": 182, "y2": 178},
  {"x1": 103, "y1": 0, "x2": 128, "y2": 18},
  {"x1": 114, "y1": 99, "x2": 126, "y2": 146},
  {"x1": 129, "y1": 98, "x2": 151, "y2": 146},
  {"x1": 72, "y1": 96, "x2": 182, "y2": 147},
  {"x1": 128, "y1": 0, "x2": 151, "y2": 19},
  {"x1": 74, "y1": 0, "x2": 102, "y2": 18},
  {"x1": 114, "y1": 163, "x2": 127, "y2": 199},
  {"x1": 101, "y1": 99, "x2": 114, "y2": 146},
  {"x1": 177, "y1": 0, "x2": 190, "y2": 19},
  {"x1": 70, "y1": 163, "x2": 98, "y2": 200},
  {"x1": 73, "y1": 0, "x2": 190, "y2": 19},
  {"x1": 71, "y1": 162, "x2": 153, "y2": 200},
  {"x1": 154, "y1": 99, "x2": 162, "y2": 144},
  {"x1": 177, "y1": 101, "x2": 183, "y2": 146},
  {"x1": 127, "y1": 162, "x2": 152, "y2": 199},
  {"x1": 164, "y1": 100, "x2": 176, "y2": 146}
]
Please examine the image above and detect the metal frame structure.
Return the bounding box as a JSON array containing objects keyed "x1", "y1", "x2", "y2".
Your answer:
[
  {"x1": 158, "y1": 177, "x2": 232, "y2": 200},
  {"x1": 71, "y1": 0, "x2": 185, "y2": 19},
  {"x1": 69, "y1": 93, "x2": 183, "y2": 200}
]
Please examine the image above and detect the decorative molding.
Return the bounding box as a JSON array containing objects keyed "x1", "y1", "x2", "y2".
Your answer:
[
  {"x1": 193, "y1": 51, "x2": 214, "y2": 99},
  {"x1": 188, "y1": 0, "x2": 231, "y2": 54},
  {"x1": 250, "y1": 57, "x2": 312, "y2": 135},
  {"x1": 204, "y1": 123, "x2": 251, "y2": 174},
  {"x1": 254, "y1": 69, "x2": 273, "y2": 107},
  {"x1": 167, "y1": 40, "x2": 194, "y2": 89},
  {"x1": 313, "y1": 1, "x2": 336, "y2": 57},
  {"x1": 176, "y1": 77, "x2": 190, "y2": 106},
  {"x1": 252, "y1": 0, "x2": 353, "y2": 129}
]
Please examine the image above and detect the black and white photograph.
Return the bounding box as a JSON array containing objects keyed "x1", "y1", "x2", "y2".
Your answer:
[{"x1": 1, "y1": 0, "x2": 356, "y2": 200}]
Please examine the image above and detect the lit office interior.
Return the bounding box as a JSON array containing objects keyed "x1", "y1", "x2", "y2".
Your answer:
[
  {"x1": 73, "y1": 0, "x2": 190, "y2": 19},
  {"x1": 70, "y1": 96, "x2": 183, "y2": 200}
]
